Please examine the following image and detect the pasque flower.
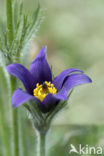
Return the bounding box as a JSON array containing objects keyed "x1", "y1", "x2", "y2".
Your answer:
[{"x1": 6, "y1": 47, "x2": 92, "y2": 113}]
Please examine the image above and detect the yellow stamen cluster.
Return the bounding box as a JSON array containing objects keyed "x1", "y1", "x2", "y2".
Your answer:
[{"x1": 33, "y1": 81, "x2": 57, "y2": 102}]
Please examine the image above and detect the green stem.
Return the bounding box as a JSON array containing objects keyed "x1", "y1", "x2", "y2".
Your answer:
[
  {"x1": 6, "y1": 1, "x2": 19, "y2": 155},
  {"x1": 12, "y1": 109, "x2": 19, "y2": 156},
  {"x1": 11, "y1": 77, "x2": 19, "y2": 156},
  {"x1": 37, "y1": 131, "x2": 47, "y2": 156},
  {"x1": 19, "y1": 109, "x2": 28, "y2": 156},
  {"x1": 6, "y1": 0, "x2": 13, "y2": 45}
]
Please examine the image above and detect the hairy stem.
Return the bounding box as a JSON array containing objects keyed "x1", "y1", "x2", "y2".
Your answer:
[
  {"x1": 6, "y1": 0, "x2": 13, "y2": 45},
  {"x1": 19, "y1": 110, "x2": 28, "y2": 156},
  {"x1": 11, "y1": 77, "x2": 19, "y2": 156},
  {"x1": 37, "y1": 131, "x2": 48, "y2": 156},
  {"x1": 6, "y1": 1, "x2": 19, "y2": 156},
  {"x1": 12, "y1": 109, "x2": 19, "y2": 156}
]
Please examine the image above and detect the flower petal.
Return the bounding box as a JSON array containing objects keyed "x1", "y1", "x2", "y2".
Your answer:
[
  {"x1": 37, "y1": 72, "x2": 91, "y2": 113},
  {"x1": 38, "y1": 88, "x2": 71, "y2": 113},
  {"x1": 6, "y1": 63, "x2": 35, "y2": 94},
  {"x1": 55, "y1": 73, "x2": 92, "y2": 100},
  {"x1": 40, "y1": 90, "x2": 69, "y2": 113},
  {"x1": 40, "y1": 94, "x2": 60, "y2": 113},
  {"x1": 53, "y1": 68, "x2": 83, "y2": 91},
  {"x1": 30, "y1": 46, "x2": 52, "y2": 84},
  {"x1": 12, "y1": 89, "x2": 34, "y2": 108}
]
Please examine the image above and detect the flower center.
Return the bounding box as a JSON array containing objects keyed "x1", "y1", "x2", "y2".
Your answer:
[{"x1": 33, "y1": 81, "x2": 57, "y2": 102}]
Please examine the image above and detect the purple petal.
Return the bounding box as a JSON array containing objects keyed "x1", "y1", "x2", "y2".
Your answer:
[
  {"x1": 53, "y1": 68, "x2": 83, "y2": 91},
  {"x1": 37, "y1": 73, "x2": 92, "y2": 113},
  {"x1": 54, "y1": 89, "x2": 68, "y2": 100},
  {"x1": 41, "y1": 94, "x2": 60, "y2": 113},
  {"x1": 30, "y1": 46, "x2": 52, "y2": 85},
  {"x1": 6, "y1": 63, "x2": 35, "y2": 94},
  {"x1": 12, "y1": 89, "x2": 34, "y2": 108},
  {"x1": 55, "y1": 73, "x2": 92, "y2": 100},
  {"x1": 40, "y1": 90, "x2": 69, "y2": 113}
]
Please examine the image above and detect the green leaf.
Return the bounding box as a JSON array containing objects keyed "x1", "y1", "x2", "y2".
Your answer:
[{"x1": 0, "y1": 66, "x2": 11, "y2": 156}]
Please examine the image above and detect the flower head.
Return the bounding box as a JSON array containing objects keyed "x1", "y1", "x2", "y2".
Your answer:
[{"x1": 6, "y1": 47, "x2": 92, "y2": 113}]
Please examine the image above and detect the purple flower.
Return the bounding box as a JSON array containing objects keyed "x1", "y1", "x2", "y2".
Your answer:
[{"x1": 6, "y1": 47, "x2": 92, "y2": 113}]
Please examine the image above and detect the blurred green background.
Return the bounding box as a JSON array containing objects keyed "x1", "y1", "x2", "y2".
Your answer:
[{"x1": 0, "y1": 0, "x2": 104, "y2": 156}]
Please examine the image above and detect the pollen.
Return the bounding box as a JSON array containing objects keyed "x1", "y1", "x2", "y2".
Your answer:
[{"x1": 33, "y1": 81, "x2": 57, "y2": 102}]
